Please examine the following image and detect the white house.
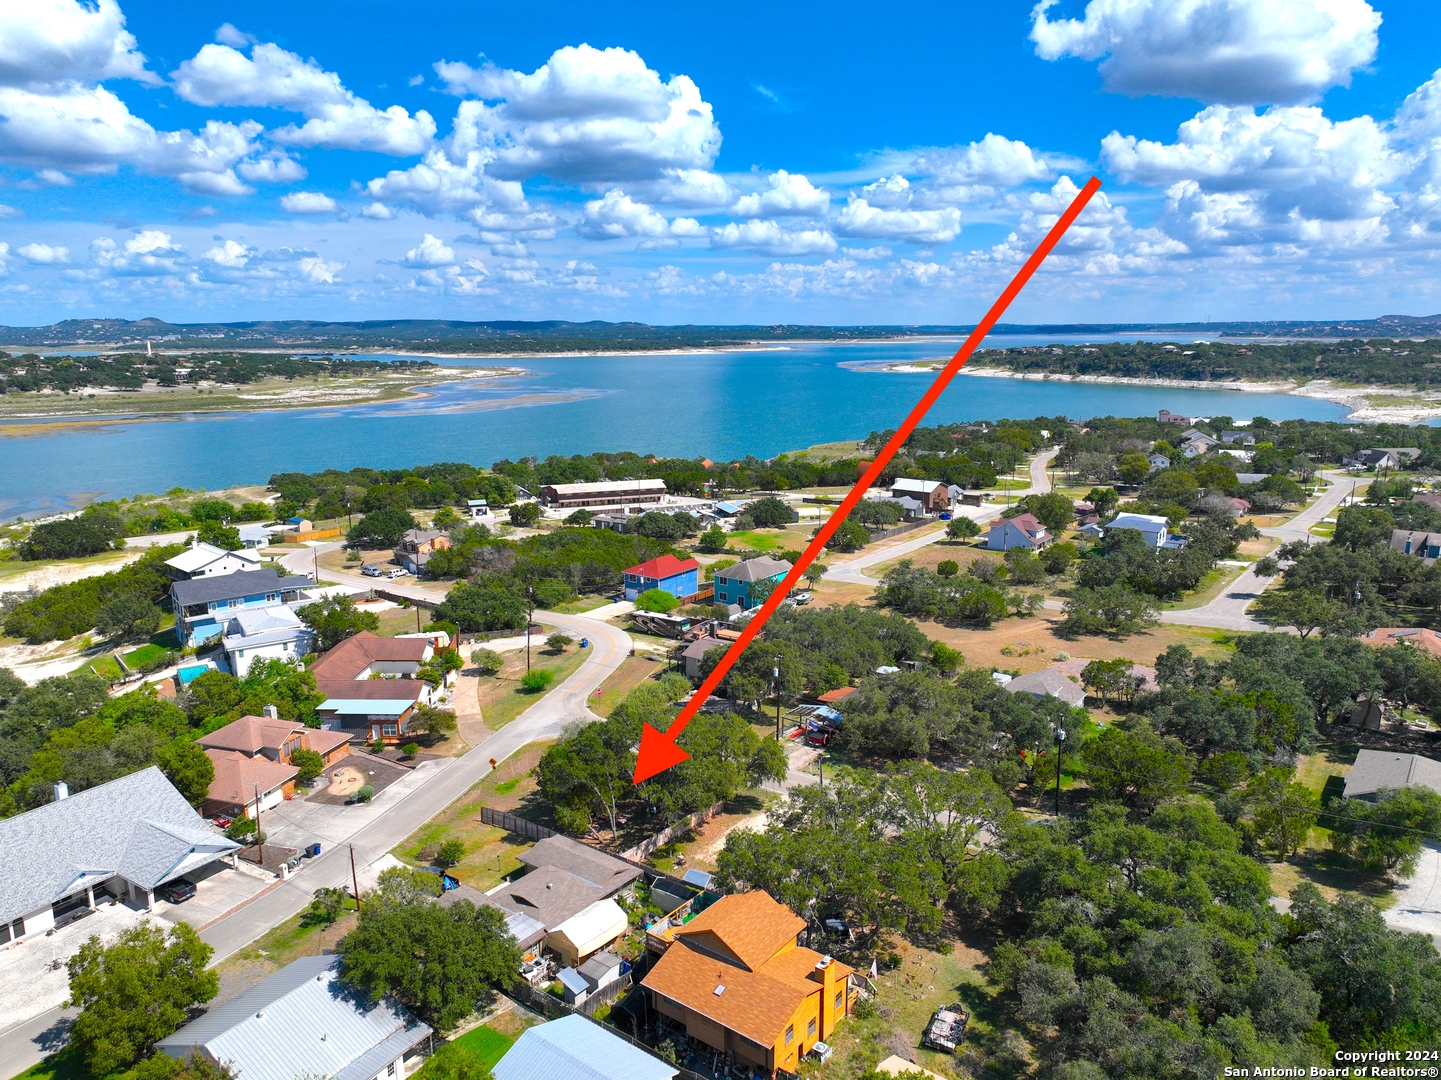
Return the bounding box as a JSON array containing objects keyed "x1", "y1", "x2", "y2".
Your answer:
[
  {"x1": 0, "y1": 768, "x2": 240, "y2": 942},
  {"x1": 164, "y1": 542, "x2": 262, "y2": 581},
  {"x1": 221, "y1": 605, "x2": 314, "y2": 678},
  {"x1": 236, "y1": 524, "x2": 272, "y2": 549},
  {"x1": 156, "y1": 955, "x2": 432, "y2": 1080},
  {"x1": 466, "y1": 499, "x2": 497, "y2": 525},
  {"x1": 1147, "y1": 453, "x2": 1172, "y2": 472},
  {"x1": 1105, "y1": 512, "x2": 1187, "y2": 549}
]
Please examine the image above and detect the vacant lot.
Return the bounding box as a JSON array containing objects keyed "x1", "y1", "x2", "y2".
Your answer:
[
  {"x1": 921, "y1": 615, "x2": 1234, "y2": 674},
  {"x1": 475, "y1": 644, "x2": 589, "y2": 731}
]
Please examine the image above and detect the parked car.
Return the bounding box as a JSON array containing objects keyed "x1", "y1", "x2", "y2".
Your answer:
[
  {"x1": 805, "y1": 730, "x2": 833, "y2": 748},
  {"x1": 385, "y1": 567, "x2": 409, "y2": 579},
  {"x1": 157, "y1": 879, "x2": 196, "y2": 904},
  {"x1": 361, "y1": 564, "x2": 384, "y2": 577}
]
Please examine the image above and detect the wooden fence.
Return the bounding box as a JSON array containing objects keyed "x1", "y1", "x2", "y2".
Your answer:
[
  {"x1": 479, "y1": 807, "x2": 556, "y2": 841},
  {"x1": 619, "y1": 801, "x2": 724, "y2": 862}
]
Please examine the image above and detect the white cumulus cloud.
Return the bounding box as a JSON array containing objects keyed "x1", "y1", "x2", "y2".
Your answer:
[
  {"x1": 835, "y1": 198, "x2": 961, "y2": 244},
  {"x1": 402, "y1": 233, "x2": 456, "y2": 267},
  {"x1": 0, "y1": 0, "x2": 157, "y2": 90},
  {"x1": 711, "y1": 220, "x2": 837, "y2": 256},
  {"x1": 172, "y1": 41, "x2": 435, "y2": 155},
  {"x1": 1030, "y1": 0, "x2": 1381, "y2": 105},
  {"x1": 237, "y1": 151, "x2": 306, "y2": 183},
  {"x1": 17, "y1": 242, "x2": 68, "y2": 263},
  {"x1": 731, "y1": 170, "x2": 829, "y2": 218},
  {"x1": 360, "y1": 202, "x2": 394, "y2": 219},
  {"x1": 91, "y1": 229, "x2": 184, "y2": 274},
  {"x1": 577, "y1": 189, "x2": 704, "y2": 240},
  {"x1": 280, "y1": 191, "x2": 338, "y2": 214},
  {"x1": 201, "y1": 239, "x2": 252, "y2": 268}
]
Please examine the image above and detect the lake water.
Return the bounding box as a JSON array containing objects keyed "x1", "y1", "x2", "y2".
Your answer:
[{"x1": 0, "y1": 335, "x2": 1351, "y2": 518}]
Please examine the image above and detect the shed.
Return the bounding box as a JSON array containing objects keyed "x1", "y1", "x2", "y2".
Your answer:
[
  {"x1": 578, "y1": 949, "x2": 625, "y2": 994},
  {"x1": 546, "y1": 898, "x2": 629, "y2": 967},
  {"x1": 557, "y1": 966, "x2": 591, "y2": 1005},
  {"x1": 491, "y1": 1014, "x2": 678, "y2": 1080}
]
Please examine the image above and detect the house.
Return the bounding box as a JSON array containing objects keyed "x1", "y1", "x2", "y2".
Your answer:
[
  {"x1": 1003, "y1": 668, "x2": 1087, "y2": 707},
  {"x1": 466, "y1": 499, "x2": 496, "y2": 524},
  {"x1": 311, "y1": 631, "x2": 442, "y2": 744},
  {"x1": 541, "y1": 479, "x2": 667, "y2": 510},
  {"x1": 517, "y1": 835, "x2": 643, "y2": 895},
  {"x1": 681, "y1": 635, "x2": 727, "y2": 679},
  {"x1": 642, "y1": 890, "x2": 856, "y2": 1077},
  {"x1": 1078, "y1": 521, "x2": 1105, "y2": 541},
  {"x1": 438, "y1": 883, "x2": 546, "y2": 950},
  {"x1": 984, "y1": 513, "x2": 1049, "y2": 551},
  {"x1": 1363, "y1": 627, "x2": 1441, "y2": 657},
  {"x1": 492, "y1": 1015, "x2": 677, "y2": 1080},
  {"x1": 170, "y1": 568, "x2": 315, "y2": 648},
  {"x1": 1226, "y1": 497, "x2": 1253, "y2": 515},
  {"x1": 198, "y1": 710, "x2": 350, "y2": 817},
  {"x1": 1390, "y1": 529, "x2": 1441, "y2": 563},
  {"x1": 592, "y1": 513, "x2": 632, "y2": 532},
  {"x1": 1412, "y1": 492, "x2": 1441, "y2": 512},
  {"x1": 890, "y1": 478, "x2": 949, "y2": 511},
  {"x1": 1179, "y1": 431, "x2": 1218, "y2": 458},
  {"x1": 0, "y1": 767, "x2": 240, "y2": 942},
  {"x1": 880, "y1": 496, "x2": 928, "y2": 522},
  {"x1": 1158, "y1": 410, "x2": 1191, "y2": 424},
  {"x1": 1234, "y1": 472, "x2": 1268, "y2": 485},
  {"x1": 237, "y1": 524, "x2": 272, "y2": 549},
  {"x1": 1345, "y1": 447, "x2": 1422, "y2": 470},
  {"x1": 221, "y1": 605, "x2": 314, "y2": 677},
  {"x1": 817, "y1": 686, "x2": 856, "y2": 705},
  {"x1": 164, "y1": 541, "x2": 262, "y2": 581},
  {"x1": 622, "y1": 554, "x2": 700, "y2": 602},
  {"x1": 947, "y1": 484, "x2": 984, "y2": 507},
  {"x1": 1147, "y1": 453, "x2": 1172, "y2": 472},
  {"x1": 154, "y1": 954, "x2": 432, "y2": 1080},
  {"x1": 391, "y1": 529, "x2": 452, "y2": 575},
  {"x1": 1342, "y1": 749, "x2": 1441, "y2": 801},
  {"x1": 713, "y1": 556, "x2": 793, "y2": 610},
  {"x1": 1105, "y1": 512, "x2": 1186, "y2": 549},
  {"x1": 1220, "y1": 431, "x2": 1256, "y2": 446}
]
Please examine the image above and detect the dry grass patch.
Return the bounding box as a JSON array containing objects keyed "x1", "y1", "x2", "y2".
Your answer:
[
  {"x1": 919, "y1": 615, "x2": 1233, "y2": 674},
  {"x1": 591, "y1": 653, "x2": 667, "y2": 717},
  {"x1": 213, "y1": 909, "x2": 358, "y2": 994}
]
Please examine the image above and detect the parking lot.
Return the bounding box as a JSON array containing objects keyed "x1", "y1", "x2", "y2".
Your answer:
[{"x1": 152, "y1": 861, "x2": 272, "y2": 929}]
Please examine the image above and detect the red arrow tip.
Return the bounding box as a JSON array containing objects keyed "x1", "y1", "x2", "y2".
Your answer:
[{"x1": 633, "y1": 722, "x2": 690, "y2": 784}]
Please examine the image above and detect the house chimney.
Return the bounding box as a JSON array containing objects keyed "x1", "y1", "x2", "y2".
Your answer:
[
  {"x1": 262, "y1": 704, "x2": 279, "y2": 719},
  {"x1": 815, "y1": 954, "x2": 838, "y2": 1037},
  {"x1": 53, "y1": 781, "x2": 69, "y2": 801}
]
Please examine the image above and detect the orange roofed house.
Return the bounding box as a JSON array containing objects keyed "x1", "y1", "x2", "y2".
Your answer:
[
  {"x1": 642, "y1": 891, "x2": 856, "y2": 1076},
  {"x1": 196, "y1": 708, "x2": 351, "y2": 818}
]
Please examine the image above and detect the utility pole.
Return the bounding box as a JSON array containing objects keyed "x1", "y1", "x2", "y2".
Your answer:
[
  {"x1": 254, "y1": 782, "x2": 263, "y2": 866},
  {"x1": 350, "y1": 845, "x2": 362, "y2": 911},
  {"x1": 773, "y1": 660, "x2": 782, "y2": 742},
  {"x1": 1054, "y1": 728, "x2": 1066, "y2": 815},
  {"x1": 525, "y1": 587, "x2": 535, "y2": 670}
]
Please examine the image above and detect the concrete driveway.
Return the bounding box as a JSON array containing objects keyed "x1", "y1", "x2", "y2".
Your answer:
[
  {"x1": 1384, "y1": 841, "x2": 1441, "y2": 951},
  {"x1": 152, "y1": 862, "x2": 271, "y2": 931}
]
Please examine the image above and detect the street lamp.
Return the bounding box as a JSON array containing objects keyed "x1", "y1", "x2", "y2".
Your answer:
[{"x1": 773, "y1": 660, "x2": 782, "y2": 742}]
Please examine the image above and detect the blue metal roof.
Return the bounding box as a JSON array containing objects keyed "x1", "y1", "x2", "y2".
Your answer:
[
  {"x1": 681, "y1": 868, "x2": 713, "y2": 888},
  {"x1": 557, "y1": 967, "x2": 590, "y2": 996},
  {"x1": 492, "y1": 1015, "x2": 677, "y2": 1080}
]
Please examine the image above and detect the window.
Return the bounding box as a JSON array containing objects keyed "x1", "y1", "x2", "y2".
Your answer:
[
  {"x1": 784, "y1": 1025, "x2": 794, "y2": 1045},
  {"x1": 835, "y1": 989, "x2": 843, "y2": 1011},
  {"x1": 717, "y1": 592, "x2": 727, "y2": 601},
  {"x1": 808, "y1": 1018, "x2": 817, "y2": 1037},
  {"x1": 387, "y1": 1064, "x2": 396, "y2": 1077},
  {"x1": 382, "y1": 724, "x2": 399, "y2": 736}
]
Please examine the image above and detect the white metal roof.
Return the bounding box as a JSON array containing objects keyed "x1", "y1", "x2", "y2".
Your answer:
[
  {"x1": 546, "y1": 898, "x2": 628, "y2": 958},
  {"x1": 1107, "y1": 512, "x2": 1168, "y2": 531},
  {"x1": 166, "y1": 542, "x2": 261, "y2": 574},
  {"x1": 492, "y1": 1015, "x2": 677, "y2": 1080},
  {"x1": 155, "y1": 955, "x2": 431, "y2": 1080}
]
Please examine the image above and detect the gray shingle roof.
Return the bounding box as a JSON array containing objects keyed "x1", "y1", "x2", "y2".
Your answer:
[
  {"x1": 1343, "y1": 749, "x2": 1441, "y2": 799},
  {"x1": 172, "y1": 568, "x2": 312, "y2": 609},
  {"x1": 1004, "y1": 668, "x2": 1087, "y2": 706},
  {"x1": 489, "y1": 865, "x2": 606, "y2": 929},
  {"x1": 720, "y1": 556, "x2": 793, "y2": 583},
  {"x1": 517, "y1": 836, "x2": 641, "y2": 893},
  {"x1": 0, "y1": 767, "x2": 240, "y2": 924},
  {"x1": 156, "y1": 955, "x2": 431, "y2": 1080},
  {"x1": 492, "y1": 1015, "x2": 677, "y2": 1080}
]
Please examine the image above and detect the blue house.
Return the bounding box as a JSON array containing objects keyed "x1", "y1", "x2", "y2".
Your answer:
[
  {"x1": 622, "y1": 555, "x2": 699, "y2": 601},
  {"x1": 712, "y1": 555, "x2": 793, "y2": 610},
  {"x1": 170, "y1": 569, "x2": 314, "y2": 647}
]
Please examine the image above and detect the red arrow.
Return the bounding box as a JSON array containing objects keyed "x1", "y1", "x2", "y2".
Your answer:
[{"x1": 633, "y1": 176, "x2": 1103, "y2": 785}]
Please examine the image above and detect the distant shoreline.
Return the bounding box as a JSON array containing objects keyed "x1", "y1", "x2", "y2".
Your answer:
[{"x1": 849, "y1": 361, "x2": 1441, "y2": 424}]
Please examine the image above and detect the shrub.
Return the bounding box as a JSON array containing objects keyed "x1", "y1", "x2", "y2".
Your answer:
[
  {"x1": 436, "y1": 839, "x2": 466, "y2": 868},
  {"x1": 520, "y1": 668, "x2": 555, "y2": 692},
  {"x1": 470, "y1": 647, "x2": 504, "y2": 675},
  {"x1": 290, "y1": 748, "x2": 324, "y2": 785},
  {"x1": 635, "y1": 588, "x2": 680, "y2": 613},
  {"x1": 564, "y1": 509, "x2": 593, "y2": 526},
  {"x1": 353, "y1": 784, "x2": 375, "y2": 803},
  {"x1": 698, "y1": 527, "x2": 729, "y2": 553},
  {"x1": 546, "y1": 632, "x2": 574, "y2": 652},
  {"x1": 402, "y1": 742, "x2": 420, "y2": 758},
  {"x1": 936, "y1": 559, "x2": 959, "y2": 578},
  {"x1": 224, "y1": 817, "x2": 260, "y2": 842}
]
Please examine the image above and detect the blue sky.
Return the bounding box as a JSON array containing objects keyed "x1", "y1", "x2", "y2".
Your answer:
[{"x1": 1, "y1": 0, "x2": 1440, "y2": 326}]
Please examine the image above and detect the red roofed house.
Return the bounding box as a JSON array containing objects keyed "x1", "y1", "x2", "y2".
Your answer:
[
  {"x1": 309, "y1": 631, "x2": 449, "y2": 745},
  {"x1": 197, "y1": 708, "x2": 351, "y2": 818},
  {"x1": 642, "y1": 891, "x2": 856, "y2": 1077},
  {"x1": 984, "y1": 512, "x2": 1051, "y2": 551},
  {"x1": 622, "y1": 555, "x2": 699, "y2": 602}
]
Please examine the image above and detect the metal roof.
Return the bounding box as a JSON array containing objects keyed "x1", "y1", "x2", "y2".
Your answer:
[
  {"x1": 492, "y1": 1015, "x2": 677, "y2": 1080},
  {"x1": 155, "y1": 955, "x2": 431, "y2": 1080},
  {"x1": 557, "y1": 967, "x2": 590, "y2": 996},
  {"x1": 0, "y1": 767, "x2": 240, "y2": 924}
]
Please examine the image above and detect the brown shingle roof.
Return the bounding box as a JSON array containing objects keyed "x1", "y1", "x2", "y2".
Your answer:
[
  {"x1": 673, "y1": 891, "x2": 806, "y2": 972},
  {"x1": 315, "y1": 680, "x2": 425, "y2": 702},
  {"x1": 205, "y1": 749, "x2": 298, "y2": 805},
  {"x1": 302, "y1": 728, "x2": 354, "y2": 755},
  {"x1": 198, "y1": 715, "x2": 302, "y2": 755},
  {"x1": 310, "y1": 632, "x2": 429, "y2": 682}
]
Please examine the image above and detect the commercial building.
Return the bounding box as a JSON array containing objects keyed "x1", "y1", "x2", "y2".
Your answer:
[
  {"x1": 0, "y1": 767, "x2": 239, "y2": 942},
  {"x1": 889, "y1": 479, "x2": 949, "y2": 511},
  {"x1": 155, "y1": 954, "x2": 432, "y2": 1080},
  {"x1": 642, "y1": 890, "x2": 856, "y2": 1076},
  {"x1": 541, "y1": 479, "x2": 667, "y2": 510}
]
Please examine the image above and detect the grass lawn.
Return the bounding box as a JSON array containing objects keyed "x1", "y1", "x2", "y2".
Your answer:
[
  {"x1": 442, "y1": 1025, "x2": 514, "y2": 1070},
  {"x1": 477, "y1": 646, "x2": 589, "y2": 730},
  {"x1": 212, "y1": 906, "x2": 359, "y2": 991},
  {"x1": 724, "y1": 528, "x2": 803, "y2": 553},
  {"x1": 1159, "y1": 564, "x2": 1241, "y2": 611},
  {"x1": 75, "y1": 653, "x2": 122, "y2": 680},
  {"x1": 376, "y1": 604, "x2": 431, "y2": 636},
  {"x1": 392, "y1": 741, "x2": 554, "y2": 891},
  {"x1": 591, "y1": 653, "x2": 668, "y2": 717},
  {"x1": 551, "y1": 594, "x2": 613, "y2": 614},
  {"x1": 121, "y1": 642, "x2": 171, "y2": 669}
]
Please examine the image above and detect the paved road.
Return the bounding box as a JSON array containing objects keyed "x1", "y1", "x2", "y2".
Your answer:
[
  {"x1": 823, "y1": 449, "x2": 1057, "y2": 586},
  {"x1": 1158, "y1": 470, "x2": 1359, "y2": 632}
]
